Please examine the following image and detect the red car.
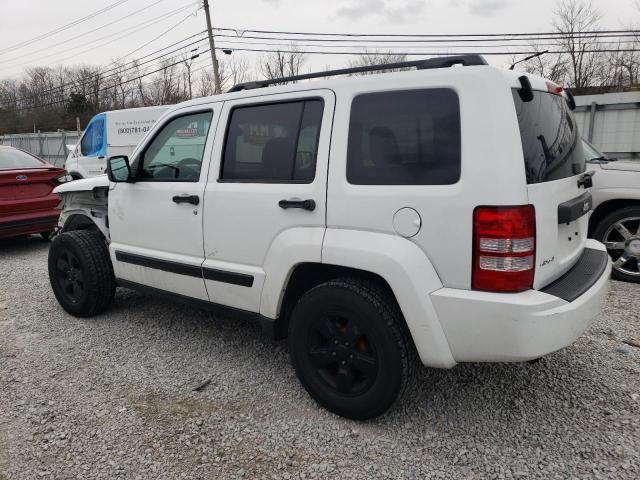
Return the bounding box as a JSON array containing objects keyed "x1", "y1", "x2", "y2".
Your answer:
[{"x1": 0, "y1": 146, "x2": 72, "y2": 240}]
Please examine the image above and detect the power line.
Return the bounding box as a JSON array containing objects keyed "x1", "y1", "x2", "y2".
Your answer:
[
  {"x1": 211, "y1": 46, "x2": 640, "y2": 56},
  {"x1": 11, "y1": 51, "x2": 207, "y2": 112},
  {"x1": 212, "y1": 31, "x2": 640, "y2": 44},
  {"x1": 35, "y1": 4, "x2": 200, "y2": 69},
  {"x1": 89, "y1": 32, "x2": 206, "y2": 81},
  {"x1": 212, "y1": 37, "x2": 640, "y2": 51},
  {"x1": 116, "y1": 8, "x2": 201, "y2": 61},
  {"x1": 0, "y1": 0, "x2": 169, "y2": 66},
  {"x1": 1, "y1": 3, "x2": 200, "y2": 76},
  {"x1": 0, "y1": 0, "x2": 130, "y2": 56},
  {"x1": 11, "y1": 34, "x2": 208, "y2": 106},
  {"x1": 213, "y1": 27, "x2": 640, "y2": 38}
]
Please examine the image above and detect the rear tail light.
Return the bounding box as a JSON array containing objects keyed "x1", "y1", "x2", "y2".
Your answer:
[
  {"x1": 472, "y1": 205, "x2": 536, "y2": 293},
  {"x1": 54, "y1": 174, "x2": 73, "y2": 185}
]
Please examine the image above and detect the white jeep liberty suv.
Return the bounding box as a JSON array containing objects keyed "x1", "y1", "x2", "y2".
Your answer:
[{"x1": 48, "y1": 55, "x2": 611, "y2": 420}]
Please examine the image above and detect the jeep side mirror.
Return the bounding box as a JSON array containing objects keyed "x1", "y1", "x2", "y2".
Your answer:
[{"x1": 107, "y1": 155, "x2": 133, "y2": 183}]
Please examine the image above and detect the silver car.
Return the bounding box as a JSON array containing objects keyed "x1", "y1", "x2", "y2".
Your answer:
[{"x1": 585, "y1": 138, "x2": 640, "y2": 283}]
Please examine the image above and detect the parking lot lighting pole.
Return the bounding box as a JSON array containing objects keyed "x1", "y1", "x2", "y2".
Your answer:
[{"x1": 203, "y1": 0, "x2": 222, "y2": 93}]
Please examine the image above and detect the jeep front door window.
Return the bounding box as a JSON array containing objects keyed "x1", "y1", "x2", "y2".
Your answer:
[{"x1": 140, "y1": 111, "x2": 213, "y2": 182}]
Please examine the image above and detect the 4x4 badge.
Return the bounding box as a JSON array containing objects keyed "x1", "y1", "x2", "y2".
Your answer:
[{"x1": 540, "y1": 256, "x2": 555, "y2": 267}]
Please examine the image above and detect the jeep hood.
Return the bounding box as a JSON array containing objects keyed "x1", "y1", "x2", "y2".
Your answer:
[
  {"x1": 53, "y1": 174, "x2": 110, "y2": 194},
  {"x1": 600, "y1": 159, "x2": 640, "y2": 172}
]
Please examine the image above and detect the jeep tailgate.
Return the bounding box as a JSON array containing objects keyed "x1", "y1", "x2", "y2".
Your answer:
[{"x1": 512, "y1": 87, "x2": 591, "y2": 289}]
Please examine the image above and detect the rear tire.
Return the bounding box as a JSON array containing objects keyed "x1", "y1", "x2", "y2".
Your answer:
[
  {"x1": 288, "y1": 278, "x2": 416, "y2": 420},
  {"x1": 48, "y1": 230, "x2": 115, "y2": 317},
  {"x1": 593, "y1": 206, "x2": 640, "y2": 283}
]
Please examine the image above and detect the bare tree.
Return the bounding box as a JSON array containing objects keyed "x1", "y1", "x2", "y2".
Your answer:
[
  {"x1": 347, "y1": 50, "x2": 408, "y2": 74},
  {"x1": 598, "y1": 23, "x2": 640, "y2": 90},
  {"x1": 108, "y1": 59, "x2": 135, "y2": 109},
  {"x1": 147, "y1": 58, "x2": 186, "y2": 105},
  {"x1": 0, "y1": 78, "x2": 21, "y2": 133},
  {"x1": 218, "y1": 55, "x2": 251, "y2": 90},
  {"x1": 181, "y1": 53, "x2": 196, "y2": 100},
  {"x1": 197, "y1": 68, "x2": 216, "y2": 97},
  {"x1": 260, "y1": 48, "x2": 305, "y2": 80},
  {"x1": 553, "y1": 0, "x2": 603, "y2": 91}
]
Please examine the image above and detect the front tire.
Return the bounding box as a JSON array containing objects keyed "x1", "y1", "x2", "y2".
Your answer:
[
  {"x1": 593, "y1": 206, "x2": 640, "y2": 283},
  {"x1": 288, "y1": 278, "x2": 416, "y2": 420},
  {"x1": 48, "y1": 230, "x2": 116, "y2": 317}
]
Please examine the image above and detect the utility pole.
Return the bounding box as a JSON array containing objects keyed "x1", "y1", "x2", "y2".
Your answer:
[{"x1": 203, "y1": 0, "x2": 221, "y2": 93}]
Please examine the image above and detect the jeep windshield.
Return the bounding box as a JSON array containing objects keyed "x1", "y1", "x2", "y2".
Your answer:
[{"x1": 512, "y1": 90, "x2": 586, "y2": 184}]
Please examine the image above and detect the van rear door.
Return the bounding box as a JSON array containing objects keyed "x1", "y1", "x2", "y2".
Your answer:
[{"x1": 512, "y1": 88, "x2": 590, "y2": 288}]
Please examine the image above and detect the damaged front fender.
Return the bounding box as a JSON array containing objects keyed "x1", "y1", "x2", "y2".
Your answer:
[{"x1": 55, "y1": 176, "x2": 110, "y2": 241}]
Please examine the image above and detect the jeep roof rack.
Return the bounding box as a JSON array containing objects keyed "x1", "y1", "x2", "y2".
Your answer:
[{"x1": 228, "y1": 54, "x2": 488, "y2": 92}]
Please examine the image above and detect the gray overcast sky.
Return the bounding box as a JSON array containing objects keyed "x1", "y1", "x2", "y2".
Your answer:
[{"x1": 0, "y1": 0, "x2": 638, "y2": 80}]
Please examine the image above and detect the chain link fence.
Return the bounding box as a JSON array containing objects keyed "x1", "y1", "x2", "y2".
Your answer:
[{"x1": 0, "y1": 131, "x2": 80, "y2": 167}]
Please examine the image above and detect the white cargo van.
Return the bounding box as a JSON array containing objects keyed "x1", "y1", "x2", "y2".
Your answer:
[{"x1": 65, "y1": 106, "x2": 168, "y2": 179}]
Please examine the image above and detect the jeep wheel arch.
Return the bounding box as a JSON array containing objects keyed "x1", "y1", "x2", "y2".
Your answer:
[{"x1": 261, "y1": 228, "x2": 456, "y2": 369}]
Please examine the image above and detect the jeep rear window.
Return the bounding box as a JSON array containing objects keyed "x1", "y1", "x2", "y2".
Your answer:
[
  {"x1": 347, "y1": 89, "x2": 461, "y2": 185},
  {"x1": 512, "y1": 90, "x2": 586, "y2": 184}
]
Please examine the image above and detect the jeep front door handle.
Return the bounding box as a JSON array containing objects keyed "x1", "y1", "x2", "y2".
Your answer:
[
  {"x1": 278, "y1": 199, "x2": 316, "y2": 211},
  {"x1": 172, "y1": 194, "x2": 200, "y2": 206}
]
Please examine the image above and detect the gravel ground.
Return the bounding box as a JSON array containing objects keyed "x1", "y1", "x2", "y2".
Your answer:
[{"x1": 1, "y1": 236, "x2": 639, "y2": 480}]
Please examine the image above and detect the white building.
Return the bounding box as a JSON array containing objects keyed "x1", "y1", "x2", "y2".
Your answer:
[{"x1": 574, "y1": 91, "x2": 640, "y2": 160}]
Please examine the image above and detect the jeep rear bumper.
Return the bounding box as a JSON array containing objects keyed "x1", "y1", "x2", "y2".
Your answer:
[{"x1": 430, "y1": 239, "x2": 611, "y2": 363}]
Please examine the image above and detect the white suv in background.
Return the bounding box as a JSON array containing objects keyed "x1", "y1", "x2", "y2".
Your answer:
[{"x1": 48, "y1": 55, "x2": 611, "y2": 420}]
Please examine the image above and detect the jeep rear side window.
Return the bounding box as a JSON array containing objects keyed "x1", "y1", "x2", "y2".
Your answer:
[
  {"x1": 347, "y1": 89, "x2": 461, "y2": 185},
  {"x1": 221, "y1": 99, "x2": 323, "y2": 183},
  {"x1": 512, "y1": 90, "x2": 586, "y2": 184}
]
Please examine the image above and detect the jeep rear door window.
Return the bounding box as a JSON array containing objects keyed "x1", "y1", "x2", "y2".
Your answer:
[
  {"x1": 512, "y1": 90, "x2": 586, "y2": 184},
  {"x1": 347, "y1": 89, "x2": 461, "y2": 185},
  {"x1": 140, "y1": 111, "x2": 212, "y2": 182},
  {"x1": 221, "y1": 99, "x2": 323, "y2": 182}
]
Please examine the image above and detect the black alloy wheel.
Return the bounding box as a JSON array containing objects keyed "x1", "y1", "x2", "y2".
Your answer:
[
  {"x1": 48, "y1": 230, "x2": 115, "y2": 317},
  {"x1": 307, "y1": 311, "x2": 379, "y2": 396},
  {"x1": 54, "y1": 249, "x2": 85, "y2": 304},
  {"x1": 289, "y1": 278, "x2": 416, "y2": 420}
]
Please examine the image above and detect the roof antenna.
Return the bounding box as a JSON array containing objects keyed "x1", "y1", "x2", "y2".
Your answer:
[{"x1": 510, "y1": 50, "x2": 549, "y2": 70}]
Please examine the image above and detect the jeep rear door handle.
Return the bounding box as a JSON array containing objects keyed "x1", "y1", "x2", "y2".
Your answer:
[
  {"x1": 172, "y1": 194, "x2": 200, "y2": 205},
  {"x1": 278, "y1": 199, "x2": 316, "y2": 211}
]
